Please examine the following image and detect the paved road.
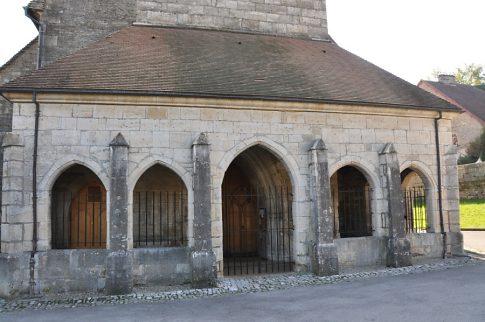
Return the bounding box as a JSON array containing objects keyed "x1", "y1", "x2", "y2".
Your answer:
[
  {"x1": 463, "y1": 230, "x2": 485, "y2": 254},
  {"x1": 3, "y1": 261, "x2": 485, "y2": 322}
]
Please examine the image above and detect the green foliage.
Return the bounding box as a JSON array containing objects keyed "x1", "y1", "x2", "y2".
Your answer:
[
  {"x1": 431, "y1": 64, "x2": 485, "y2": 86},
  {"x1": 460, "y1": 199, "x2": 485, "y2": 228},
  {"x1": 458, "y1": 127, "x2": 485, "y2": 165},
  {"x1": 455, "y1": 64, "x2": 484, "y2": 86}
]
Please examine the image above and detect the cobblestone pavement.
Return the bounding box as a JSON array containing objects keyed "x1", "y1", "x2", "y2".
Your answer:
[{"x1": 0, "y1": 256, "x2": 481, "y2": 314}]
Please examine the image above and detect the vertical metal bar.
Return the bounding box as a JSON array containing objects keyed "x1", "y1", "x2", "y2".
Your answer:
[
  {"x1": 52, "y1": 192, "x2": 56, "y2": 248},
  {"x1": 165, "y1": 191, "x2": 169, "y2": 246},
  {"x1": 232, "y1": 195, "x2": 236, "y2": 276},
  {"x1": 61, "y1": 191, "x2": 65, "y2": 248},
  {"x1": 269, "y1": 188, "x2": 274, "y2": 273},
  {"x1": 91, "y1": 193, "x2": 95, "y2": 247},
  {"x1": 287, "y1": 187, "x2": 293, "y2": 271},
  {"x1": 152, "y1": 191, "x2": 155, "y2": 246},
  {"x1": 145, "y1": 191, "x2": 148, "y2": 246},
  {"x1": 280, "y1": 186, "x2": 286, "y2": 272},
  {"x1": 172, "y1": 191, "x2": 178, "y2": 246},
  {"x1": 159, "y1": 191, "x2": 162, "y2": 246},
  {"x1": 179, "y1": 192, "x2": 185, "y2": 246},
  {"x1": 99, "y1": 195, "x2": 102, "y2": 248},
  {"x1": 137, "y1": 191, "x2": 141, "y2": 247},
  {"x1": 84, "y1": 189, "x2": 87, "y2": 248},
  {"x1": 276, "y1": 187, "x2": 281, "y2": 272}
]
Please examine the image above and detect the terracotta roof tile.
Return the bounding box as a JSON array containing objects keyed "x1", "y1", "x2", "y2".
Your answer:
[{"x1": 1, "y1": 26, "x2": 457, "y2": 111}]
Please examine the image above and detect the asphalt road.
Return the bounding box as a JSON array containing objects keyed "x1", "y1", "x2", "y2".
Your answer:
[{"x1": 3, "y1": 261, "x2": 485, "y2": 322}]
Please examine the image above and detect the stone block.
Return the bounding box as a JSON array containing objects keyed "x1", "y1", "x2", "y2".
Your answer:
[
  {"x1": 147, "y1": 107, "x2": 169, "y2": 120},
  {"x1": 73, "y1": 105, "x2": 93, "y2": 118}
]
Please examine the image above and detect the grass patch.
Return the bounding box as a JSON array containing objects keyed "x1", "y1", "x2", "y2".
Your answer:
[{"x1": 460, "y1": 199, "x2": 485, "y2": 229}]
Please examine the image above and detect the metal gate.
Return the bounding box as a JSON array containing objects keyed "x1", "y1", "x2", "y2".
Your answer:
[
  {"x1": 223, "y1": 187, "x2": 294, "y2": 276},
  {"x1": 133, "y1": 191, "x2": 188, "y2": 247},
  {"x1": 403, "y1": 186, "x2": 427, "y2": 233},
  {"x1": 335, "y1": 187, "x2": 372, "y2": 238}
]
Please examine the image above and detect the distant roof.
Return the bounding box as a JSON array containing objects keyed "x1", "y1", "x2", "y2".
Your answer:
[
  {"x1": 1, "y1": 26, "x2": 457, "y2": 111},
  {"x1": 419, "y1": 80, "x2": 485, "y2": 122},
  {"x1": 0, "y1": 37, "x2": 38, "y2": 74}
]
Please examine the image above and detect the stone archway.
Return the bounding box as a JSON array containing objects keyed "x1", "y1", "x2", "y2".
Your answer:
[
  {"x1": 51, "y1": 164, "x2": 107, "y2": 249},
  {"x1": 222, "y1": 145, "x2": 294, "y2": 275}
]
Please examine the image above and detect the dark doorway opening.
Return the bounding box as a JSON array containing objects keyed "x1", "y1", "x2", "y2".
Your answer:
[
  {"x1": 331, "y1": 166, "x2": 372, "y2": 238},
  {"x1": 222, "y1": 146, "x2": 294, "y2": 276}
]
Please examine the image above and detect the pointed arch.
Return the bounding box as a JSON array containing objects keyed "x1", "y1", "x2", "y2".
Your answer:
[
  {"x1": 39, "y1": 154, "x2": 109, "y2": 194},
  {"x1": 128, "y1": 156, "x2": 193, "y2": 248},
  {"x1": 400, "y1": 160, "x2": 439, "y2": 233},
  {"x1": 329, "y1": 155, "x2": 383, "y2": 238},
  {"x1": 215, "y1": 136, "x2": 302, "y2": 190},
  {"x1": 329, "y1": 155, "x2": 380, "y2": 196}
]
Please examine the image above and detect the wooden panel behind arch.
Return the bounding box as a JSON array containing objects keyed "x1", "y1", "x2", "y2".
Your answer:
[{"x1": 69, "y1": 182, "x2": 107, "y2": 248}]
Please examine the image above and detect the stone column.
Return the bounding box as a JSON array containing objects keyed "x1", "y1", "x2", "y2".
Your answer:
[
  {"x1": 1, "y1": 133, "x2": 25, "y2": 254},
  {"x1": 106, "y1": 133, "x2": 132, "y2": 295},
  {"x1": 191, "y1": 133, "x2": 216, "y2": 288},
  {"x1": 308, "y1": 139, "x2": 339, "y2": 276},
  {"x1": 379, "y1": 143, "x2": 411, "y2": 267},
  {"x1": 443, "y1": 146, "x2": 463, "y2": 256}
]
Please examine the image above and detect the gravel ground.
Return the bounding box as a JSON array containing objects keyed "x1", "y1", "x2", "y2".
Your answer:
[{"x1": 0, "y1": 256, "x2": 482, "y2": 314}]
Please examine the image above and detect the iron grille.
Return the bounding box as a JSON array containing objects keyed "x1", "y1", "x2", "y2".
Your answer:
[
  {"x1": 133, "y1": 191, "x2": 188, "y2": 247},
  {"x1": 336, "y1": 187, "x2": 372, "y2": 238},
  {"x1": 403, "y1": 186, "x2": 427, "y2": 233},
  {"x1": 52, "y1": 189, "x2": 106, "y2": 249},
  {"x1": 223, "y1": 187, "x2": 294, "y2": 276}
]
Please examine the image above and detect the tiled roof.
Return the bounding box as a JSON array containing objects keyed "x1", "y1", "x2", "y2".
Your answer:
[
  {"x1": 1, "y1": 26, "x2": 457, "y2": 111},
  {"x1": 420, "y1": 81, "x2": 485, "y2": 122}
]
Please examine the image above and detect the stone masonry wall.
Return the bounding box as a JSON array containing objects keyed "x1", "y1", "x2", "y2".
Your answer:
[
  {"x1": 1, "y1": 100, "x2": 456, "y2": 271},
  {"x1": 136, "y1": 0, "x2": 328, "y2": 40},
  {"x1": 451, "y1": 112, "x2": 483, "y2": 156},
  {"x1": 41, "y1": 0, "x2": 137, "y2": 66},
  {"x1": 40, "y1": 0, "x2": 327, "y2": 66},
  {"x1": 458, "y1": 162, "x2": 485, "y2": 199}
]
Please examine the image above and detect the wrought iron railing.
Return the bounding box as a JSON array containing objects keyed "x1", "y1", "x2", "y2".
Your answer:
[
  {"x1": 133, "y1": 191, "x2": 188, "y2": 248},
  {"x1": 335, "y1": 187, "x2": 373, "y2": 238},
  {"x1": 403, "y1": 186, "x2": 427, "y2": 233}
]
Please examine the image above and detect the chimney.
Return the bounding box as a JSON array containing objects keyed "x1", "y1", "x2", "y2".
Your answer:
[{"x1": 438, "y1": 74, "x2": 456, "y2": 84}]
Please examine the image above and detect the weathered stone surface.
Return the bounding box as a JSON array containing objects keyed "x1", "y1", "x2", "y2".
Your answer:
[
  {"x1": 458, "y1": 162, "x2": 485, "y2": 199},
  {"x1": 106, "y1": 133, "x2": 132, "y2": 294},
  {"x1": 191, "y1": 133, "x2": 216, "y2": 288},
  {"x1": 137, "y1": 0, "x2": 328, "y2": 40},
  {"x1": 379, "y1": 143, "x2": 412, "y2": 267},
  {"x1": 308, "y1": 139, "x2": 338, "y2": 276}
]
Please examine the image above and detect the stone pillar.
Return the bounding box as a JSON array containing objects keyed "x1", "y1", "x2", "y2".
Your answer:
[
  {"x1": 106, "y1": 133, "x2": 132, "y2": 295},
  {"x1": 308, "y1": 139, "x2": 339, "y2": 276},
  {"x1": 1, "y1": 133, "x2": 26, "y2": 254},
  {"x1": 191, "y1": 133, "x2": 216, "y2": 288},
  {"x1": 379, "y1": 143, "x2": 411, "y2": 267},
  {"x1": 443, "y1": 146, "x2": 464, "y2": 255}
]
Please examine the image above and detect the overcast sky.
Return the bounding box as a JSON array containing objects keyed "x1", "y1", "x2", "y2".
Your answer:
[{"x1": 1, "y1": 0, "x2": 484, "y2": 85}]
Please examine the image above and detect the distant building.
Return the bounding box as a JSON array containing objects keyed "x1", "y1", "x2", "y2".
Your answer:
[
  {"x1": 419, "y1": 75, "x2": 485, "y2": 155},
  {"x1": 0, "y1": 0, "x2": 463, "y2": 299}
]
